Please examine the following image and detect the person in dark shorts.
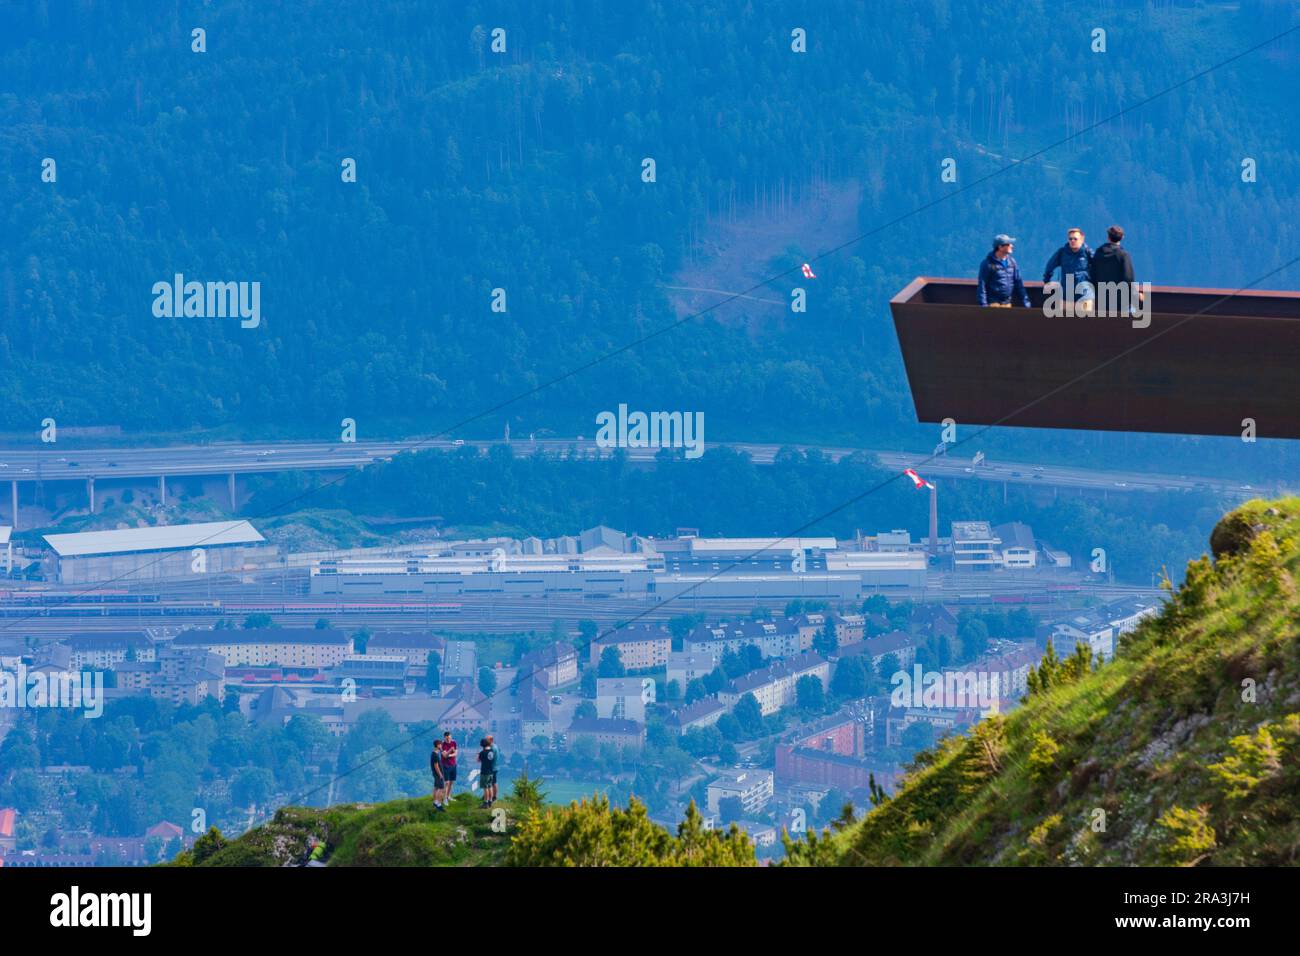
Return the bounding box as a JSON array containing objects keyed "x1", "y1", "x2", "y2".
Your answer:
[
  {"x1": 440, "y1": 731, "x2": 459, "y2": 802},
  {"x1": 477, "y1": 735, "x2": 500, "y2": 808},
  {"x1": 430, "y1": 739, "x2": 447, "y2": 811}
]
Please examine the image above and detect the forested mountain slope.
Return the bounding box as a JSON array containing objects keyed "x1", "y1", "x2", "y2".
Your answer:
[{"x1": 4, "y1": 1, "x2": 1300, "y2": 475}]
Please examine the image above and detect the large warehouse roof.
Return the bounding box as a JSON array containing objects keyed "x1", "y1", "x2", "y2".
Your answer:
[{"x1": 44, "y1": 520, "x2": 265, "y2": 558}]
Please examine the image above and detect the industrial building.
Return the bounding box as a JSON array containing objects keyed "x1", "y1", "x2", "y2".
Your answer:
[
  {"x1": 309, "y1": 553, "x2": 659, "y2": 598},
  {"x1": 43, "y1": 520, "x2": 273, "y2": 584},
  {"x1": 950, "y1": 521, "x2": 1001, "y2": 571},
  {"x1": 308, "y1": 528, "x2": 926, "y2": 600}
]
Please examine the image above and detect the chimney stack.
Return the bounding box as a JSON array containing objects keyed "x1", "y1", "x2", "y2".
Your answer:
[{"x1": 928, "y1": 481, "x2": 939, "y2": 556}]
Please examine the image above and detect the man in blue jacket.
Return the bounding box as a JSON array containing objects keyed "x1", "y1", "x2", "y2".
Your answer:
[
  {"x1": 1042, "y1": 227, "x2": 1094, "y2": 309},
  {"x1": 977, "y1": 234, "x2": 1030, "y2": 307}
]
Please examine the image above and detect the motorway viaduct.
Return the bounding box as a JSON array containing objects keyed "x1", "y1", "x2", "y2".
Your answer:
[{"x1": 0, "y1": 437, "x2": 1266, "y2": 530}]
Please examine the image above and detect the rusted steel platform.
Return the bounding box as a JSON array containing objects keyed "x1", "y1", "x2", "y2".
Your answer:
[{"x1": 889, "y1": 277, "x2": 1300, "y2": 438}]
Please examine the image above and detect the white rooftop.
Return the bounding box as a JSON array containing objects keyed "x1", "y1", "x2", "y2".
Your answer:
[
  {"x1": 0, "y1": 527, "x2": 10, "y2": 545},
  {"x1": 44, "y1": 520, "x2": 265, "y2": 558},
  {"x1": 687, "y1": 536, "x2": 838, "y2": 554}
]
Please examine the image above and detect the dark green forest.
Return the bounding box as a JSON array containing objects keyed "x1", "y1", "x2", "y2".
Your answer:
[{"x1": 3, "y1": 1, "x2": 1300, "y2": 479}]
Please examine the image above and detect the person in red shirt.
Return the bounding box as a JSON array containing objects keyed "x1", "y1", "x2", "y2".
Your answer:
[{"x1": 439, "y1": 731, "x2": 459, "y2": 802}]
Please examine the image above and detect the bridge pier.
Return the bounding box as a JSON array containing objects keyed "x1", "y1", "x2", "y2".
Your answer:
[
  {"x1": 159, "y1": 475, "x2": 167, "y2": 506},
  {"x1": 229, "y1": 472, "x2": 237, "y2": 511},
  {"x1": 10, "y1": 480, "x2": 17, "y2": 531},
  {"x1": 87, "y1": 477, "x2": 95, "y2": 514}
]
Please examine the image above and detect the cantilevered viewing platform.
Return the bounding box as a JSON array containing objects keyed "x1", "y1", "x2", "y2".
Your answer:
[{"x1": 890, "y1": 278, "x2": 1300, "y2": 439}]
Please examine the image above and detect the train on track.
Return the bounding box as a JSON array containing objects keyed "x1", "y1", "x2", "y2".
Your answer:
[{"x1": 0, "y1": 590, "x2": 462, "y2": 617}]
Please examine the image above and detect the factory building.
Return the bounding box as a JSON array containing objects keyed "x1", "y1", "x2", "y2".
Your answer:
[
  {"x1": 310, "y1": 553, "x2": 659, "y2": 598},
  {"x1": 43, "y1": 520, "x2": 274, "y2": 584},
  {"x1": 307, "y1": 527, "x2": 924, "y2": 602}
]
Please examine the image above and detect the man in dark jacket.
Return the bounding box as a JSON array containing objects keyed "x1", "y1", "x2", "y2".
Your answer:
[
  {"x1": 1089, "y1": 224, "x2": 1143, "y2": 313},
  {"x1": 977, "y1": 234, "x2": 1030, "y2": 307},
  {"x1": 1043, "y1": 228, "x2": 1093, "y2": 297}
]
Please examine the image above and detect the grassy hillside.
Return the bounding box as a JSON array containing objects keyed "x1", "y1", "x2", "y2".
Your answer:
[
  {"x1": 182, "y1": 499, "x2": 1300, "y2": 867},
  {"x1": 802, "y1": 499, "x2": 1300, "y2": 866},
  {"x1": 171, "y1": 784, "x2": 756, "y2": 867},
  {"x1": 173, "y1": 794, "x2": 520, "y2": 867}
]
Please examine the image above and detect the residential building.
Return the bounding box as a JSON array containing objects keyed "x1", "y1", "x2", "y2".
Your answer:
[
  {"x1": 112, "y1": 660, "x2": 160, "y2": 693},
  {"x1": 364, "y1": 632, "x2": 446, "y2": 672},
  {"x1": 588, "y1": 624, "x2": 671, "y2": 671},
  {"x1": 666, "y1": 651, "x2": 718, "y2": 689},
  {"x1": 706, "y1": 768, "x2": 774, "y2": 816},
  {"x1": 520, "y1": 674, "x2": 553, "y2": 744},
  {"x1": 596, "y1": 677, "x2": 655, "y2": 722},
  {"x1": 566, "y1": 716, "x2": 645, "y2": 750},
  {"x1": 518, "y1": 641, "x2": 580, "y2": 688},
  {"x1": 1049, "y1": 611, "x2": 1116, "y2": 660},
  {"x1": 910, "y1": 604, "x2": 959, "y2": 640},
  {"x1": 683, "y1": 618, "x2": 802, "y2": 660},
  {"x1": 1100, "y1": 598, "x2": 1163, "y2": 640},
  {"x1": 829, "y1": 612, "x2": 866, "y2": 644},
  {"x1": 836, "y1": 630, "x2": 917, "y2": 671},
  {"x1": 0, "y1": 808, "x2": 16, "y2": 854},
  {"x1": 886, "y1": 706, "x2": 971, "y2": 746},
  {"x1": 171, "y1": 628, "x2": 353, "y2": 669},
  {"x1": 734, "y1": 820, "x2": 778, "y2": 848},
  {"x1": 664, "y1": 696, "x2": 727, "y2": 735},
  {"x1": 718, "y1": 651, "x2": 829, "y2": 716},
  {"x1": 61, "y1": 632, "x2": 155, "y2": 670}
]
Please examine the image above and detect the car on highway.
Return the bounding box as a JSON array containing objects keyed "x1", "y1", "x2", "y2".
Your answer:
[
  {"x1": 1114, "y1": 481, "x2": 1127, "y2": 487},
  {"x1": 0, "y1": 464, "x2": 7, "y2": 469},
  {"x1": 1010, "y1": 471, "x2": 1022, "y2": 477},
  {"x1": 453, "y1": 439, "x2": 465, "y2": 446},
  {"x1": 963, "y1": 467, "x2": 972, "y2": 472},
  {"x1": 1034, "y1": 466, "x2": 1044, "y2": 472},
  {"x1": 550, "y1": 695, "x2": 562, "y2": 705}
]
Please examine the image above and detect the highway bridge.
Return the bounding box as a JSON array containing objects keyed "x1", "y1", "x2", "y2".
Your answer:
[{"x1": 0, "y1": 435, "x2": 1267, "y2": 529}]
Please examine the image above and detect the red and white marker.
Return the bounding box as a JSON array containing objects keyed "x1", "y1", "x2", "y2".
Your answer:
[
  {"x1": 903, "y1": 468, "x2": 935, "y2": 491},
  {"x1": 801, "y1": 263, "x2": 816, "y2": 279}
]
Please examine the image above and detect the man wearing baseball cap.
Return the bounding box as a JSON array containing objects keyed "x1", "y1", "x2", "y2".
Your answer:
[{"x1": 977, "y1": 234, "x2": 1030, "y2": 308}]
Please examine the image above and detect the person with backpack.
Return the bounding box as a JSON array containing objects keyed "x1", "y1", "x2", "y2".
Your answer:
[
  {"x1": 478, "y1": 735, "x2": 501, "y2": 808},
  {"x1": 430, "y1": 738, "x2": 447, "y2": 812},
  {"x1": 1089, "y1": 224, "x2": 1144, "y2": 315}
]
